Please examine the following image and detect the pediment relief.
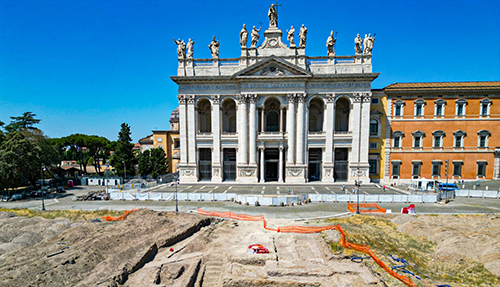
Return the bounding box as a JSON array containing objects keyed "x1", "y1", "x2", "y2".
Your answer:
[{"x1": 234, "y1": 56, "x2": 311, "y2": 78}]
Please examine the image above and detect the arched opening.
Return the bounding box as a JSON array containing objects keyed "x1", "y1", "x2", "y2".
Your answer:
[
  {"x1": 335, "y1": 98, "x2": 350, "y2": 132},
  {"x1": 308, "y1": 98, "x2": 324, "y2": 132},
  {"x1": 197, "y1": 98, "x2": 211, "y2": 133},
  {"x1": 264, "y1": 97, "x2": 281, "y2": 132},
  {"x1": 222, "y1": 98, "x2": 237, "y2": 133}
]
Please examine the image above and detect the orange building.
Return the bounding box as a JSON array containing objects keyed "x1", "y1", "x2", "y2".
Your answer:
[
  {"x1": 152, "y1": 108, "x2": 180, "y2": 173},
  {"x1": 384, "y1": 81, "x2": 500, "y2": 182}
]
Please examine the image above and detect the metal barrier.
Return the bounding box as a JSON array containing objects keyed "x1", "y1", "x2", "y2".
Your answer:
[{"x1": 455, "y1": 189, "x2": 499, "y2": 198}]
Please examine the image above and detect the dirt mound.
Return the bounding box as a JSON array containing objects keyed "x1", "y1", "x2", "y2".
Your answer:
[
  {"x1": 392, "y1": 214, "x2": 500, "y2": 277},
  {"x1": 0, "y1": 209, "x2": 211, "y2": 287}
]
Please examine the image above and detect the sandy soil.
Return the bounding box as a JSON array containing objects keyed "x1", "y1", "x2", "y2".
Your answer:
[
  {"x1": 1, "y1": 210, "x2": 499, "y2": 287},
  {"x1": 392, "y1": 214, "x2": 500, "y2": 277}
]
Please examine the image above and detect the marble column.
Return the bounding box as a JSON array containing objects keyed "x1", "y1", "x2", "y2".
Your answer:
[
  {"x1": 249, "y1": 95, "x2": 257, "y2": 165},
  {"x1": 278, "y1": 145, "x2": 284, "y2": 183},
  {"x1": 178, "y1": 95, "x2": 188, "y2": 165},
  {"x1": 286, "y1": 94, "x2": 296, "y2": 164},
  {"x1": 187, "y1": 95, "x2": 196, "y2": 165},
  {"x1": 323, "y1": 94, "x2": 335, "y2": 183},
  {"x1": 260, "y1": 108, "x2": 265, "y2": 132},
  {"x1": 360, "y1": 93, "x2": 372, "y2": 164},
  {"x1": 211, "y1": 95, "x2": 222, "y2": 182},
  {"x1": 260, "y1": 148, "x2": 265, "y2": 183},
  {"x1": 280, "y1": 106, "x2": 284, "y2": 132},
  {"x1": 350, "y1": 94, "x2": 362, "y2": 165},
  {"x1": 296, "y1": 94, "x2": 306, "y2": 164},
  {"x1": 237, "y1": 94, "x2": 248, "y2": 165}
]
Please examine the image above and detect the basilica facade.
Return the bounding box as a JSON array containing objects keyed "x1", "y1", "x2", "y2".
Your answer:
[{"x1": 172, "y1": 10, "x2": 379, "y2": 184}]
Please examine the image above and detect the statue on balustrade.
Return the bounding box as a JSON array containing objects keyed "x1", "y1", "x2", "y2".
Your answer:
[
  {"x1": 174, "y1": 38, "x2": 186, "y2": 58},
  {"x1": 326, "y1": 31, "x2": 336, "y2": 56},
  {"x1": 186, "y1": 38, "x2": 195, "y2": 58},
  {"x1": 354, "y1": 34, "x2": 363, "y2": 54},
  {"x1": 208, "y1": 36, "x2": 219, "y2": 58},
  {"x1": 287, "y1": 26, "x2": 295, "y2": 46},
  {"x1": 268, "y1": 4, "x2": 278, "y2": 27},
  {"x1": 240, "y1": 24, "x2": 248, "y2": 47},
  {"x1": 299, "y1": 24, "x2": 307, "y2": 47},
  {"x1": 251, "y1": 26, "x2": 261, "y2": 48},
  {"x1": 363, "y1": 33, "x2": 375, "y2": 55}
]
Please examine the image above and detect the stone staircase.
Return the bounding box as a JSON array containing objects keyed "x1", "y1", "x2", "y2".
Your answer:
[{"x1": 200, "y1": 257, "x2": 225, "y2": 287}]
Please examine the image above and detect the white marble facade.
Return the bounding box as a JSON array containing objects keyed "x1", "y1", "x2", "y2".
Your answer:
[{"x1": 172, "y1": 14, "x2": 378, "y2": 184}]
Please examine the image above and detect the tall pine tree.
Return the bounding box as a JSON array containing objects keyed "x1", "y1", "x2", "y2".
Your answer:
[{"x1": 110, "y1": 123, "x2": 136, "y2": 179}]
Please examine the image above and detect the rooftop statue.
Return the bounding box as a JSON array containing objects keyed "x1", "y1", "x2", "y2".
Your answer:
[
  {"x1": 299, "y1": 24, "x2": 307, "y2": 47},
  {"x1": 354, "y1": 34, "x2": 363, "y2": 54},
  {"x1": 240, "y1": 24, "x2": 248, "y2": 47},
  {"x1": 287, "y1": 26, "x2": 295, "y2": 46},
  {"x1": 251, "y1": 26, "x2": 261, "y2": 48},
  {"x1": 174, "y1": 38, "x2": 186, "y2": 58},
  {"x1": 268, "y1": 4, "x2": 278, "y2": 27},
  {"x1": 208, "y1": 36, "x2": 219, "y2": 58},
  {"x1": 186, "y1": 38, "x2": 195, "y2": 58},
  {"x1": 326, "y1": 31, "x2": 336, "y2": 56},
  {"x1": 363, "y1": 33, "x2": 375, "y2": 55}
]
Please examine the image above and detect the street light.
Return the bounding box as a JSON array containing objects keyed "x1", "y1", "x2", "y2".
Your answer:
[
  {"x1": 41, "y1": 163, "x2": 46, "y2": 211},
  {"x1": 174, "y1": 174, "x2": 179, "y2": 213},
  {"x1": 356, "y1": 168, "x2": 362, "y2": 214},
  {"x1": 122, "y1": 160, "x2": 126, "y2": 184}
]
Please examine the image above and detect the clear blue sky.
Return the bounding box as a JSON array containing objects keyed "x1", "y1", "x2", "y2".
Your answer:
[{"x1": 1, "y1": 0, "x2": 499, "y2": 142}]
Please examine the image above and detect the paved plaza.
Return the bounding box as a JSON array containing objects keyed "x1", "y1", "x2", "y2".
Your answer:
[
  {"x1": 154, "y1": 182, "x2": 408, "y2": 195},
  {"x1": 2, "y1": 183, "x2": 500, "y2": 219}
]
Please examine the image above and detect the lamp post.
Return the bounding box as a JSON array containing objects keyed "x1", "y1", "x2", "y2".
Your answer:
[
  {"x1": 122, "y1": 160, "x2": 126, "y2": 184},
  {"x1": 174, "y1": 174, "x2": 179, "y2": 213},
  {"x1": 41, "y1": 163, "x2": 46, "y2": 211},
  {"x1": 356, "y1": 168, "x2": 361, "y2": 214}
]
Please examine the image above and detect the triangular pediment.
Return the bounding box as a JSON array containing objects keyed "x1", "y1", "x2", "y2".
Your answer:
[{"x1": 234, "y1": 56, "x2": 312, "y2": 78}]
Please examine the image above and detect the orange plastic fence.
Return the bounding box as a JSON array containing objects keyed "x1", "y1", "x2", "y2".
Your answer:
[
  {"x1": 102, "y1": 209, "x2": 138, "y2": 221},
  {"x1": 347, "y1": 203, "x2": 386, "y2": 213},
  {"x1": 198, "y1": 208, "x2": 436, "y2": 287}
]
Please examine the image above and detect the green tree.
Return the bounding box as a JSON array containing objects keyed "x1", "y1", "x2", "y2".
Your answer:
[
  {"x1": 110, "y1": 123, "x2": 136, "y2": 179},
  {"x1": 150, "y1": 147, "x2": 167, "y2": 179},
  {"x1": 138, "y1": 149, "x2": 152, "y2": 177},
  {"x1": 85, "y1": 135, "x2": 110, "y2": 174},
  {"x1": 4, "y1": 112, "x2": 41, "y2": 133},
  {"x1": 60, "y1": 134, "x2": 89, "y2": 174}
]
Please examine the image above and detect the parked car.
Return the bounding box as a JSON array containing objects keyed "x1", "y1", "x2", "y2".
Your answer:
[{"x1": 11, "y1": 194, "x2": 23, "y2": 201}]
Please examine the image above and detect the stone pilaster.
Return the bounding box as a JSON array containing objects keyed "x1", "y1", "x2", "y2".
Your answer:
[
  {"x1": 211, "y1": 95, "x2": 222, "y2": 182},
  {"x1": 287, "y1": 93, "x2": 306, "y2": 183},
  {"x1": 322, "y1": 94, "x2": 335, "y2": 183},
  {"x1": 278, "y1": 145, "x2": 284, "y2": 183},
  {"x1": 260, "y1": 147, "x2": 265, "y2": 183},
  {"x1": 179, "y1": 94, "x2": 198, "y2": 183},
  {"x1": 286, "y1": 94, "x2": 296, "y2": 164},
  {"x1": 248, "y1": 94, "x2": 257, "y2": 165},
  {"x1": 349, "y1": 93, "x2": 370, "y2": 183}
]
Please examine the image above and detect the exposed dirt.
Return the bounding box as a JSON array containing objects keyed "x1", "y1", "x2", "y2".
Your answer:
[
  {"x1": 392, "y1": 214, "x2": 500, "y2": 277},
  {"x1": 1, "y1": 210, "x2": 499, "y2": 287}
]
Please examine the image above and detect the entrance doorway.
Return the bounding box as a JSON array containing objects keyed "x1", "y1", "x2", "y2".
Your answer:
[
  {"x1": 264, "y1": 148, "x2": 279, "y2": 181},
  {"x1": 308, "y1": 148, "x2": 322, "y2": 182},
  {"x1": 223, "y1": 149, "x2": 236, "y2": 181},
  {"x1": 334, "y1": 148, "x2": 348, "y2": 181},
  {"x1": 198, "y1": 148, "x2": 212, "y2": 181}
]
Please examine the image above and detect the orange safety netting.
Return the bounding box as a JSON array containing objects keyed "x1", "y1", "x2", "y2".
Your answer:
[
  {"x1": 198, "y1": 208, "x2": 436, "y2": 287},
  {"x1": 102, "y1": 209, "x2": 138, "y2": 221},
  {"x1": 347, "y1": 203, "x2": 386, "y2": 213}
]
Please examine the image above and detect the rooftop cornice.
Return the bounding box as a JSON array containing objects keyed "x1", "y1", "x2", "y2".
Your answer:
[{"x1": 384, "y1": 81, "x2": 500, "y2": 95}]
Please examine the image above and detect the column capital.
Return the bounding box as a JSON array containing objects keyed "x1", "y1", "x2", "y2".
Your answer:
[
  {"x1": 362, "y1": 92, "x2": 372, "y2": 101},
  {"x1": 352, "y1": 93, "x2": 363, "y2": 103},
  {"x1": 211, "y1": 94, "x2": 220, "y2": 105},
  {"x1": 186, "y1": 95, "x2": 195, "y2": 104},
  {"x1": 178, "y1": 94, "x2": 186, "y2": 104},
  {"x1": 296, "y1": 93, "x2": 307, "y2": 103},
  {"x1": 326, "y1": 93, "x2": 336, "y2": 103},
  {"x1": 286, "y1": 93, "x2": 296, "y2": 102},
  {"x1": 237, "y1": 94, "x2": 247, "y2": 104},
  {"x1": 248, "y1": 94, "x2": 258, "y2": 104}
]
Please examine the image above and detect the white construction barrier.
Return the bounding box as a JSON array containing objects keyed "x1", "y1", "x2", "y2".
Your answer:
[
  {"x1": 365, "y1": 194, "x2": 378, "y2": 203},
  {"x1": 393, "y1": 195, "x2": 408, "y2": 203},
  {"x1": 422, "y1": 194, "x2": 438, "y2": 203},
  {"x1": 378, "y1": 194, "x2": 393, "y2": 203},
  {"x1": 149, "y1": 192, "x2": 162, "y2": 201},
  {"x1": 122, "y1": 192, "x2": 136, "y2": 200},
  {"x1": 136, "y1": 193, "x2": 149, "y2": 201}
]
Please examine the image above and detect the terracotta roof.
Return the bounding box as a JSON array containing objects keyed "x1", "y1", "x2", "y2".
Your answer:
[{"x1": 384, "y1": 81, "x2": 500, "y2": 94}]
